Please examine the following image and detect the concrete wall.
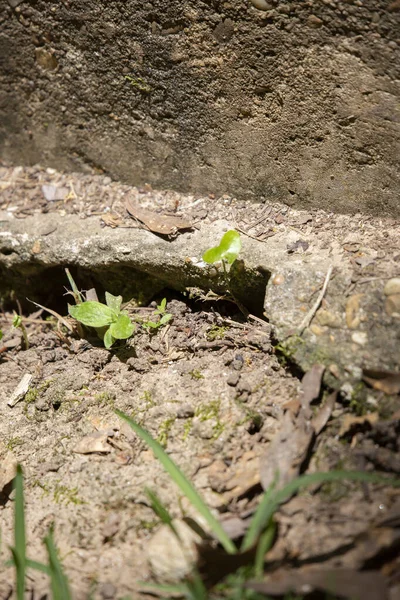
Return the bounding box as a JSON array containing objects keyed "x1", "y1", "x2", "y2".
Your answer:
[{"x1": 1, "y1": 0, "x2": 399, "y2": 215}]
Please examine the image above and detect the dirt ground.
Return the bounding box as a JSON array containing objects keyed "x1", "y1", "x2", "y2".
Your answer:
[{"x1": 0, "y1": 165, "x2": 399, "y2": 600}]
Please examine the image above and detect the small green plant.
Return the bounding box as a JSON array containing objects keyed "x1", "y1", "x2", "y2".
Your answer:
[
  {"x1": 124, "y1": 74, "x2": 151, "y2": 93},
  {"x1": 142, "y1": 298, "x2": 173, "y2": 331},
  {"x1": 202, "y1": 230, "x2": 242, "y2": 267},
  {"x1": 206, "y1": 325, "x2": 228, "y2": 341},
  {"x1": 68, "y1": 291, "x2": 135, "y2": 349},
  {"x1": 188, "y1": 369, "x2": 204, "y2": 380},
  {"x1": 12, "y1": 313, "x2": 29, "y2": 350}
]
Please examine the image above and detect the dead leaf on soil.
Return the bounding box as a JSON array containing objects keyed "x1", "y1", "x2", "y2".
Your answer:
[
  {"x1": 363, "y1": 369, "x2": 400, "y2": 395},
  {"x1": 311, "y1": 390, "x2": 337, "y2": 435},
  {"x1": 8, "y1": 373, "x2": 33, "y2": 407},
  {"x1": 287, "y1": 239, "x2": 309, "y2": 254},
  {"x1": 300, "y1": 364, "x2": 325, "y2": 416},
  {"x1": 339, "y1": 413, "x2": 379, "y2": 438},
  {"x1": 246, "y1": 568, "x2": 388, "y2": 600},
  {"x1": 100, "y1": 212, "x2": 124, "y2": 228},
  {"x1": 125, "y1": 197, "x2": 192, "y2": 236},
  {"x1": 73, "y1": 431, "x2": 112, "y2": 454},
  {"x1": 260, "y1": 410, "x2": 314, "y2": 491}
]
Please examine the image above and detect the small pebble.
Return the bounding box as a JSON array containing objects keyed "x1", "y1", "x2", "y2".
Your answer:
[
  {"x1": 384, "y1": 278, "x2": 400, "y2": 296},
  {"x1": 227, "y1": 373, "x2": 240, "y2": 387}
]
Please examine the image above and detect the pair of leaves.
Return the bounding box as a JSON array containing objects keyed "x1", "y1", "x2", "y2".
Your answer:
[
  {"x1": 202, "y1": 230, "x2": 241, "y2": 266},
  {"x1": 142, "y1": 298, "x2": 173, "y2": 330},
  {"x1": 68, "y1": 292, "x2": 135, "y2": 349}
]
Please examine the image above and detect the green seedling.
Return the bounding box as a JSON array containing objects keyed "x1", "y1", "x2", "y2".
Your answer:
[
  {"x1": 202, "y1": 230, "x2": 241, "y2": 268},
  {"x1": 142, "y1": 298, "x2": 173, "y2": 331},
  {"x1": 68, "y1": 291, "x2": 135, "y2": 349},
  {"x1": 202, "y1": 230, "x2": 249, "y2": 318},
  {"x1": 12, "y1": 313, "x2": 29, "y2": 350}
]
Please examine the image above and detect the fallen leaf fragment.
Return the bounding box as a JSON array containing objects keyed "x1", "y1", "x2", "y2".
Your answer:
[
  {"x1": 246, "y1": 568, "x2": 388, "y2": 600},
  {"x1": 73, "y1": 431, "x2": 112, "y2": 454},
  {"x1": 300, "y1": 364, "x2": 325, "y2": 415},
  {"x1": 126, "y1": 197, "x2": 192, "y2": 236},
  {"x1": 339, "y1": 413, "x2": 379, "y2": 438},
  {"x1": 101, "y1": 212, "x2": 123, "y2": 228},
  {"x1": 8, "y1": 373, "x2": 33, "y2": 407},
  {"x1": 363, "y1": 369, "x2": 400, "y2": 395},
  {"x1": 260, "y1": 411, "x2": 314, "y2": 491},
  {"x1": 312, "y1": 390, "x2": 337, "y2": 435}
]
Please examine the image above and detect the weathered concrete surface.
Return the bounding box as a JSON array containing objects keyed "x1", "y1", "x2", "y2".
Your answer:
[
  {"x1": 1, "y1": 211, "x2": 399, "y2": 384},
  {"x1": 1, "y1": 1, "x2": 399, "y2": 215}
]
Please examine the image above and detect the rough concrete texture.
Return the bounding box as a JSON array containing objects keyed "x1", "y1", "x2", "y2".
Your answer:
[
  {"x1": 1, "y1": 0, "x2": 399, "y2": 215},
  {"x1": 1, "y1": 210, "x2": 399, "y2": 385}
]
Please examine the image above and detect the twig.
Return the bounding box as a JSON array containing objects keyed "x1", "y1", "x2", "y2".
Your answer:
[
  {"x1": 236, "y1": 227, "x2": 269, "y2": 243},
  {"x1": 297, "y1": 265, "x2": 333, "y2": 336},
  {"x1": 27, "y1": 299, "x2": 74, "y2": 332}
]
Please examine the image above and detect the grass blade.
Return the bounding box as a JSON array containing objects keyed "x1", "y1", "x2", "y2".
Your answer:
[
  {"x1": 12, "y1": 464, "x2": 26, "y2": 600},
  {"x1": 116, "y1": 410, "x2": 237, "y2": 555},
  {"x1": 65, "y1": 268, "x2": 84, "y2": 304},
  {"x1": 26, "y1": 558, "x2": 51, "y2": 575},
  {"x1": 145, "y1": 488, "x2": 180, "y2": 539},
  {"x1": 241, "y1": 486, "x2": 275, "y2": 552},
  {"x1": 254, "y1": 520, "x2": 276, "y2": 578},
  {"x1": 243, "y1": 470, "x2": 399, "y2": 552},
  {"x1": 44, "y1": 527, "x2": 72, "y2": 600}
]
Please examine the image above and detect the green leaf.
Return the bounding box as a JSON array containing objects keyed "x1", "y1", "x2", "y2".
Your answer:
[
  {"x1": 145, "y1": 488, "x2": 180, "y2": 539},
  {"x1": 115, "y1": 410, "x2": 237, "y2": 555},
  {"x1": 65, "y1": 268, "x2": 84, "y2": 304},
  {"x1": 105, "y1": 292, "x2": 122, "y2": 313},
  {"x1": 103, "y1": 328, "x2": 114, "y2": 349},
  {"x1": 202, "y1": 230, "x2": 241, "y2": 266},
  {"x1": 68, "y1": 302, "x2": 114, "y2": 328},
  {"x1": 156, "y1": 298, "x2": 167, "y2": 314},
  {"x1": 13, "y1": 314, "x2": 23, "y2": 328},
  {"x1": 159, "y1": 313, "x2": 172, "y2": 326},
  {"x1": 103, "y1": 327, "x2": 115, "y2": 350},
  {"x1": 44, "y1": 527, "x2": 72, "y2": 600},
  {"x1": 12, "y1": 464, "x2": 26, "y2": 600},
  {"x1": 109, "y1": 314, "x2": 135, "y2": 339},
  {"x1": 0, "y1": 329, "x2": 3, "y2": 341}
]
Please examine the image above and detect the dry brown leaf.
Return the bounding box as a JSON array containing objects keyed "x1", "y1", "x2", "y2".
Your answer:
[
  {"x1": 73, "y1": 431, "x2": 112, "y2": 454},
  {"x1": 101, "y1": 212, "x2": 124, "y2": 228},
  {"x1": 260, "y1": 411, "x2": 314, "y2": 491},
  {"x1": 246, "y1": 568, "x2": 388, "y2": 600},
  {"x1": 126, "y1": 197, "x2": 192, "y2": 236},
  {"x1": 339, "y1": 413, "x2": 379, "y2": 438},
  {"x1": 312, "y1": 390, "x2": 337, "y2": 435},
  {"x1": 300, "y1": 364, "x2": 325, "y2": 415},
  {"x1": 363, "y1": 369, "x2": 400, "y2": 395}
]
